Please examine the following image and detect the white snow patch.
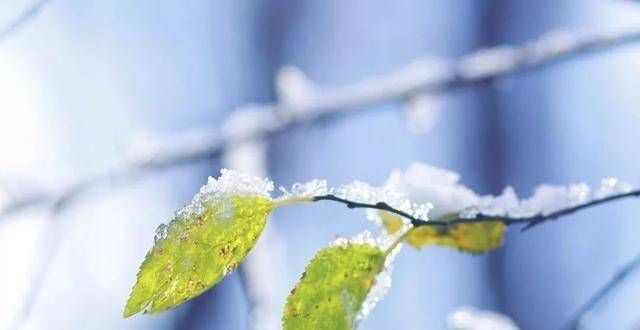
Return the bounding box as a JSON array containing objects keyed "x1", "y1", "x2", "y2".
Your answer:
[
  {"x1": 336, "y1": 180, "x2": 432, "y2": 223},
  {"x1": 276, "y1": 66, "x2": 318, "y2": 109},
  {"x1": 384, "y1": 162, "x2": 636, "y2": 221},
  {"x1": 447, "y1": 306, "x2": 519, "y2": 330},
  {"x1": 356, "y1": 241, "x2": 400, "y2": 323},
  {"x1": 385, "y1": 163, "x2": 479, "y2": 219},
  {"x1": 278, "y1": 179, "x2": 332, "y2": 199},
  {"x1": 594, "y1": 177, "x2": 634, "y2": 199},
  {"x1": 405, "y1": 93, "x2": 443, "y2": 134},
  {"x1": 329, "y1": 231, "x2": 400, "y2": 324},
  {"x1": 517, "y1": 183, "x2": 590, "y2": 216},
  {"x1": 459, "y1": 46, "x2": 519, "y2": 80}
]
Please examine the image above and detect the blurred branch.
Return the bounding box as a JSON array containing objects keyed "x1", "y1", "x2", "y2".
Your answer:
[
  {"x1": 3, "y1": 25, "x2": 640, "y2": 219},
  {"x1": 565, "y1": 253, "x2": 640, "y2": 330},
  {"x1": 0, "y1": 0, "x2": 54, "y2": 43},
  {"x1": 312, "y1": 189, "x2": 640, "y2": 228},
  {"x1": 6, "y1": 210, "x2": 63, "y2": 330}
]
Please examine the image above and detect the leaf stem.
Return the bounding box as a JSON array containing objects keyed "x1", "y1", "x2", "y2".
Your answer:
[
  {"x1": 273, "y1": 196, "x2": 315, "y2": 207},
  {"x1": 383, "y1": 228, "x2": 413, "y2": 257}
]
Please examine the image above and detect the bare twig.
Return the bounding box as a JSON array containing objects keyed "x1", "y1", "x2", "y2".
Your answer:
[
  {"x1": 565, "y1": 253, "x2": 640, "y2": 330},
  {"x1": 0, "y1": 0, "x2": 54, "y2": 44},
  {"x1": 3, "y1": 26, "x2": 640, "y2": 219}
]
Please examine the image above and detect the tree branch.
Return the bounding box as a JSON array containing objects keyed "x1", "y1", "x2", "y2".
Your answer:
[
  {"x1": 565, "y1": 253, "x2": 640, "y2": 330},
  {"x1": 0, "y1": 0, "x2": 54, "y2": 44},
  {"x1": 3, "y1": 26, "x2": 640, "y2": 219},
  {"x1": 312, "y1": 189, "x2": 640, "y2": 228}
]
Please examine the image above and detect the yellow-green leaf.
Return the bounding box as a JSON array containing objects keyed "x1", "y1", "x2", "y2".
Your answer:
[
  {"x1": 283, "y1": 243, "x2": 387, "y2": 330},
  {"x1": 380, "y1": 212, "x2": 505, "y2": 253},
  {"x1": 406, "y1": 221, "x2": 505, "y2": 253},
  {"x1": 379, "y1": 211, "x2": 404, "y2": 234},
  {"x1": 124, "y1": 195, "x2": 274, "y2": 317}
]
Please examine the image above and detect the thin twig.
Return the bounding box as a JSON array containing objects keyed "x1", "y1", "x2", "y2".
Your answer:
[
  {"x1": 0, "y1": 0, "x2": 54, "y2": 44},
  {"x1": 3, "y1": 26, "x2": 640, "y2": 219},
  {"x1": 564, "y1": 253, "x2": 640, "y2": 330},
  {"x1": 312, "y1": 189, "x2": 640, "y2": 228}
]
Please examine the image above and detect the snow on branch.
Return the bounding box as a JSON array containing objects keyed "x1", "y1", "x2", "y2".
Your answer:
[
  {"x1": 311, "y1": 163, "x2": 640, "y2": 229},
  {"x1": 3, "y1": 25, "x2": 640, "y2": 219}
]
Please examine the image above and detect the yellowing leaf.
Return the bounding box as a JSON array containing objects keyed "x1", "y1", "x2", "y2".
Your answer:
[
  {"x1": 378, "y1": 210, "x2": 505, "y2": 253},
  {"x1": 406, "y1": 221, "x2": 506, "y2": 253},
  {"x1": 283, "y1": 243, "x2": 387, "y2": 330},
  {"x1": 379, "y1": 211, "x2": 404, "y2": 234},
  {"x1": 124, "y1": 195, "x2": 274, "y2": 317}
]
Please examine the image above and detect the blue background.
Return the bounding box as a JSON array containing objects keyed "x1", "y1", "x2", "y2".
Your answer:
[{"x1": 0, "y1": 1, "x2": 640, "y2": 329}]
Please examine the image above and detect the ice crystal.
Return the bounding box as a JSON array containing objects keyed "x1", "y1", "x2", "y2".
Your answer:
[
  {"x1": 329, "y1": 230, "x2": 396, "y2": 251},
  {"x1": 336, "y1": 180, "x2": 432, "y2": 223},
  {"x1": 154, "y1": 224, "x2": 169, "y2": 242},
  {"x1": 356, "y1": 241, "x2": 400, "y2": 323},
  {"x1": 447, "y1": 306, "x2": 519, "y2": 330},
  {"x1": 328, "y1": 231, "x2": 400, "y2": 323},
  {"x1": 176, "y1": 169, "x2": 274, "y2": 220},
  {"x1": 278, "y1": 179, "x2": 332, "y2": 199}
]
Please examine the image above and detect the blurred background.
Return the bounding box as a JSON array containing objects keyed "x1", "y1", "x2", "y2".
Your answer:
[{"x1": 1, "y1": 1, "x2": 640, "y2": 329}]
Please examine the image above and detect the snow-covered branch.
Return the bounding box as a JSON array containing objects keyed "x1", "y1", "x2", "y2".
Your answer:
[
  {"x1": 313, "y1": 189, "x2": 640, "y2": 228},
  {"x1": 309, "y1": 163, "x2": 640, "y2": 230},
  {"x1": 3, "y1": 25, "x2": 640, "y2": 219}
]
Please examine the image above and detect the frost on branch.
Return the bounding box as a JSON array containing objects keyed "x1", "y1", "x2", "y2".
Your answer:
[
  {"x1": 447, "y1": 306, "x2": 519, "y2": 330},
  {"x1": 336, "y1": 180, "x2": 432, "y2": 226},
  {"x1": 283, "y1": 232, "x2": 398, "y2": 330},
  {"x1": 277, "y1": 178, "x2": 433, "y2": 228},
  {"x1": 124, "y1": 169, "x2": 275, "y2": 316},
  {"x1": 384, "y1": 163, "x2": 479, "y2": 220},
  {"x1": 373, "y1": 162, "x2": 636, "y2": 253},
  {"x1": 276, "y1": 66, "x2": 318, "y2": 109},
  {"x1": 278, "y1": 179, "x2": 332, "y2": 200}
]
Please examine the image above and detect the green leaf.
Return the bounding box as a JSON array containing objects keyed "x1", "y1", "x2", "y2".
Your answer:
[
  {"x1": 124, "y1": 195, "x2": 274, "y2": 317},
  {"x1": 380, "y1": 212, "x2": 505, "y2": 253},
  {"x1": 283, "y1": 242, "x2": 387, "y2": 330}
]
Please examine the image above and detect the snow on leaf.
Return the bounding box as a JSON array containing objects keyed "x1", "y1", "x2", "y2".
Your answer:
[
  {"x1": 283, "y1": 237, "x2": 392, "y2": 330},
  {"x1": 447, "y1": 306, "x2": 519, "y2": 330},
  {"x1": 124, "y1": 170, "x2": 275, "y2": 317}
]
